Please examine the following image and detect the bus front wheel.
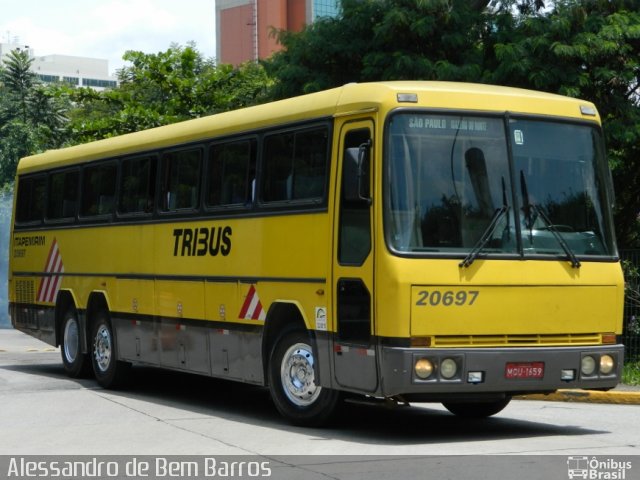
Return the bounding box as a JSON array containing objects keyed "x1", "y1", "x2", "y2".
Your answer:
[
  {"x1": 91, "y1": 311, "x2": 130, "y2": 388},
  {"x1": 268, "y1": 329, "x2": 339, "y2": 427},
  {"x1": 60, "y1": 308, "x2": 90, "y2": 378},
  {"x1": 442, "y1": 397, "x2": 511, "y2": 418}
]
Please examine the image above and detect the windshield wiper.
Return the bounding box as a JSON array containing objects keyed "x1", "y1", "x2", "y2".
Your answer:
[
  {"x1": 530, "y1": 204, "x2": 581, "y2": 269},
  {"x1": 460, "y1": 177, "x2": 510, "y2": 269},
  {"x1": 459, "y1": 205, "x2": 509, "y2": 268},
  {"x1": 519, "y1": 170, "x2": 581, "y2": 269}
]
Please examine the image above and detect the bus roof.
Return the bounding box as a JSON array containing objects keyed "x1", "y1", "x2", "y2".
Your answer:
[{"x1": 17, "y1": 81, "x2": 600, "y2": 174}]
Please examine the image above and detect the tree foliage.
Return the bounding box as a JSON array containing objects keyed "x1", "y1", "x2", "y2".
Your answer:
[
  {"x1": 67, "y1": 44, "x2": 273, "y2": 143},
  {"x1": 266, "y1": 0, "x2": 487, "y2": 98},
  {"x1": 0, "y1": 49, "x2": 70, "y2": 187},
  {"x1": 265, "y1": 0, "x2": 550, "y2": 98},
  {"x1": 0, "y1": 44, "x2": 274, "y2": 187}
]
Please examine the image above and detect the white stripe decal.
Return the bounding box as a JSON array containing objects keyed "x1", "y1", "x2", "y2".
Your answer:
[
  {"x1": 238, "y1": 285, "x2": 266, "y2": 321},
  {"x1": 37, "y1": 239, "x2": 64, "y2": 303}
]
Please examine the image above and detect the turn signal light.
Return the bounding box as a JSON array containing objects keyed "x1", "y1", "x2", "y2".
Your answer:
[
  {"x1": 600, "y1": 355, "x2": 615, "y2": 375},
  {"x1": 415, "y1": 358, "x2": 434, "y2": 379},
  {"x1": 411, "y1": 336, "x2": 432, "y2": 347}
]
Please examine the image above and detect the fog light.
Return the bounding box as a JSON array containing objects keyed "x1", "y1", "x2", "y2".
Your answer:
[
  {"x1": 581, "y1": 355, "x2": 596, "y2": 376},
  {"x1": 561, "y1": 369, "x2": 575, "y2": 381},
  {"x1": 600, "y1": 354, "x2": 615, "y2": 375},
  {"x1": 440, "y1": 358, "x2": 458, "y2": 379},
  {"x1": 468, "y1": 371, "x2": 484, "y2": 383},
  {"x1": 415, "y1": 358, "x2": 434, "y2": 379}
]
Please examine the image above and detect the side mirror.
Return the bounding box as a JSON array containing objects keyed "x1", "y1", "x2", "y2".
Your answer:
[{"x1": 344, "y1": 140, "x2": 372, "y2": 205}]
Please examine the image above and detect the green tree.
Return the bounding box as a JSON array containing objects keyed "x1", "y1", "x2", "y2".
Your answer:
[
  {"x1": 0, "y1": 49, "x2": 36, "y2": 123},
  {"x1": 0, "y1": 49, "x2": 71, "y2": 186},
  {"x1": 67, "y1": 44, "x2": 274, "y2": 143},
  {"x1": 266, "y1": 0, "x2": 489, "y2": 98},
  {"x1": 0, "y1": 50, "x2": 36, "y2": 184},
  {"x1": 266, "y1": 0, "x2": 550, "y2": 99}
]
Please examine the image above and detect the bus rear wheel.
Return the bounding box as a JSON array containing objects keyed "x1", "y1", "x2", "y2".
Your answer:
[
  {"x1": 91, "y1": 311, "x2": 130, "y2": 388},
  {"x1": 60, "y1": 308, "x2": 90, "y2": 378},
  {"x1": 442, "y1": 397, "x2": 511, "y2": 418},
  {"x1": 268, "y1": 329, "x2": 339, "y2": 427}
]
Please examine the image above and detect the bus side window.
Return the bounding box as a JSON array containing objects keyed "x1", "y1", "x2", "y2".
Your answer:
[
  {"x1": 207, "y1": 139, "x2": 256, "y2": 208},
  {"x1": 15, "y1": 175, "x2": 46, "y2": 224},
  {"x1": 261, "y1": 126, "x2": 329, "y2": 204},
  {"x1": 339, "y1": 129, "x2": 372, "y2": 265},
  {"x1": 118, "y1": 156, "x2": 156, "y2": 214},
  {"x1": 47, "y1": 170, "x2": 79, "y2": 221},
  {"x1": 160, "y1": 148, "x2": 202, "y2": 212},
  {"x1": 262, "y1": 132, "x2": 294, "y2": 202},
  {"x1": 81, "y1": 163, "x2": 117, "y2": 217},
  {"x1": 290, "y1": 128, "x2": 328, "y2": 200}
]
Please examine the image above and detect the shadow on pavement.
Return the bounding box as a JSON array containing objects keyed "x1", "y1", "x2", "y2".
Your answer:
[{"x1": 1, "y1": 361, "x2": 607, "y2": 446}]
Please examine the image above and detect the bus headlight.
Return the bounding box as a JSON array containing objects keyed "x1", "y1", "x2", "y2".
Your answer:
[
  {"x1": 440, "y1": 358, "x2": 458, "y2": 379},
  {"x1": 599, "y1": 354, "x2": 615, "y2": 375},
  {"x1": 581, "y1": 355, "x2": 596, "y2": 376},
  {"x1": 415, "y1": 358, "x2": 434, "y2": 379}
]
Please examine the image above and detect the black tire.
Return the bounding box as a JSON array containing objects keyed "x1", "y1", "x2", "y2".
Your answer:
[
  {"x1": 60, "y1": 308, "x2": 91, "y2": 378},
  {"x1": 442, "y1": 397, "x2": 511, "y2": 418},
  {"x1": 90, "y1": 310, "x2": 130, "y2": 388},
  {"x1": 268, "y1": 329, "x2": 340, "y2": 427}
]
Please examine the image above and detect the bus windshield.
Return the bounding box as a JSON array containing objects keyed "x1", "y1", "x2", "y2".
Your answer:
[{"x1": 384, "y1": 113, "x2": 617, "y2": 259}]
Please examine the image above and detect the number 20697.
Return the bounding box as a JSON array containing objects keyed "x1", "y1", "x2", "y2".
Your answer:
[{"x1": 415, "y1": 290, "x2": 479, "y2": 307}]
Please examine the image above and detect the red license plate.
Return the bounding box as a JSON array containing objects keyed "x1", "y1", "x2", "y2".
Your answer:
[{"x1": 505, "y1": 362, "x2": 544, "y2": 379}]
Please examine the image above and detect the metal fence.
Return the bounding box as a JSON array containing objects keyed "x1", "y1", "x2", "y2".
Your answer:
[{"x1": 621, "y1": 250, "x2": 640, "y2": 363}]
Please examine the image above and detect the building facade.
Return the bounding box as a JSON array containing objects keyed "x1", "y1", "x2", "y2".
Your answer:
[
  {"x1": 31, "y1": 54, "x2": 117, "y2": 90},
  {"x1": 216, "y1": 0, "x2": 340, "y2": 65},
  {"x1": 1, "y1": 41, "x2": 117, "y2": 90}
]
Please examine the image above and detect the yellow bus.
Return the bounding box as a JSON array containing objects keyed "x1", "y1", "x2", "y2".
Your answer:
[{"x1": 8, "y1": 81, "x2": 624, "y2": 425}]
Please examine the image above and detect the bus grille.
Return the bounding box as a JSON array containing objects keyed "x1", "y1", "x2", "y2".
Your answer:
[
  {"x1": 432, "y1": 333, "x2": 603, "y2": 347},
  {"x1": 15, "y1": 280, "x2": 35, "y2": 304},
  {"x1": 13, "y1": 280, "x2": 38, "y2": 328}
]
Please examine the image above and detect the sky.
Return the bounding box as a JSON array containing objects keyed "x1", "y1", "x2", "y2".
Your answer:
[{"x1": 0, "y1": 0, "x2": 217, "y2": 75}]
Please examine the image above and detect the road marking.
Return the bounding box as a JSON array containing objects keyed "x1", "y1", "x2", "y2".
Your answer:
[
  {"x1": 517, "y1": 389, "x2": 640, "y2": 405},
  {"x1": 0, "y1": 347, "x2": 59, "y2": 353}
]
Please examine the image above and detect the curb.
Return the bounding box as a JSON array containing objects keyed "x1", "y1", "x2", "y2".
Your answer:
[{"x1": 516, "y1": 389, "x2": 640, "y2": 405}]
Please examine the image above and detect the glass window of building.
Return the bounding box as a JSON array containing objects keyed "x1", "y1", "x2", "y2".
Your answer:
[{"x1": 313, "y1": 0, "x2": 340, "y2": 20}]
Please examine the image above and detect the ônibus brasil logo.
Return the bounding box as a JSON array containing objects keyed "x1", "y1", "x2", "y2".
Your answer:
[{"x1": 567, "y1": 457, "x2": 632, "y2": 480}]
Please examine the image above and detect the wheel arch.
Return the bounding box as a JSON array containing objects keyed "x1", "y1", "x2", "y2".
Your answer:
[
  {"x1": 86, "y1": 290, "x2": 111, "y2": 322},
  {"x1": 261, "y1": 301, "x2": 309, "y2": 385},
  {"x1": 54, "y1": 289, "x2": 79, "y2": 348},
  {"x1": 85, "y1": 290, "x2": 111, "y2": 345}
]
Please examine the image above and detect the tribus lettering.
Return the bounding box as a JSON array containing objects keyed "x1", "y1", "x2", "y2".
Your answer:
[{"x1": 173, "y1": 226, "x2": 232, "y2": 257}]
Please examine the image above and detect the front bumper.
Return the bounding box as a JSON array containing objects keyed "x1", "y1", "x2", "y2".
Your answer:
[{"x1": 379, "y1": 344, "x2": 624, "y2": 401}]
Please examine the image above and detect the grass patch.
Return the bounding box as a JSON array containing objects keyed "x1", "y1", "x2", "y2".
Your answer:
[{"x1": 622, "y1": 362, "x2": 640, "y2": 386}]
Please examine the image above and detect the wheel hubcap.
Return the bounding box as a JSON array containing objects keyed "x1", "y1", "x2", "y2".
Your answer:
[
  {"x1": 94, "y1": 325, "x2": 112, "y2": 373},
  {"x1": 63, "y1": 318, "x2": 79, "y2": 363},
  {"x1": 281, "y1": 342, "x2": 321, "y2": 406}
]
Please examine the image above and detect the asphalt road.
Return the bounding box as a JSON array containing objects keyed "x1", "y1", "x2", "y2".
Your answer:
[{"x1": 1, "y1": 328, "x2": 639, "y2": 479}]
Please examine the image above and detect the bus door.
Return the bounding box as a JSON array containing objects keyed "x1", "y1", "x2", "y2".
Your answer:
[{"x1": 332, "y1": 120, "x2": 378, "y2": 392}]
